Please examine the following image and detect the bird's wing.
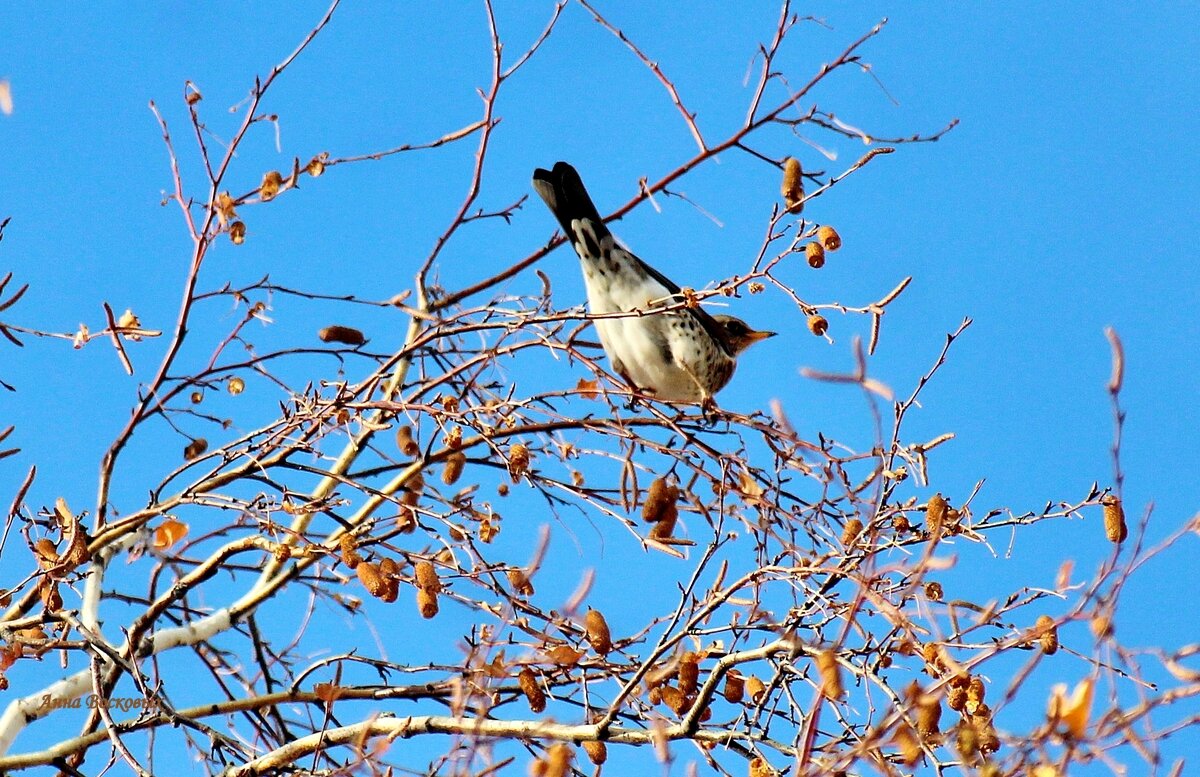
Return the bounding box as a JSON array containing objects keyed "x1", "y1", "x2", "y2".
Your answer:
[
  {"x1": 532, "y1": 161, "x2": 733, "y2": 357},
  {"x1": 622, "y1": 248, "x2": 733, "y2": 357}
]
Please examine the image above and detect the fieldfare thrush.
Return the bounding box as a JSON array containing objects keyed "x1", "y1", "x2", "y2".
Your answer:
[{"x1": 532, "y1": 161, "x2": 774, "y2": 404}]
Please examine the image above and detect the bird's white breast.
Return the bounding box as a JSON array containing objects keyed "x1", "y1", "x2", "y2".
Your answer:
[{"x1": 573, "y1": 226, "x2": 729, "y2": 401}]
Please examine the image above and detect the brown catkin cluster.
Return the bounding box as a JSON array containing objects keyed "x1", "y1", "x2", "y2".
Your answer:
[
  {"x1": 356, "y1": 562, "x2": 385, "y2": 598},
  {"x1": 529, "y1": 743, "x2": 572, "y2": 777},
  {"x1": 894, "y1": 724, "x2": 921, "y2": 765},
  {"x1": 921, "y1": 642, "x2": 942, "y2": 674},
  {"x1": 750, "y1": 756, "x2": 775, "y2": 777},
  {"x1": 395, "y1": 425, "x2": 419, "y2": 456},
  {"x1": 642, "y1": 477, "x2": 677, "y2": 521},
  {"x1": 914, "y1": 692, "x2": 942, "y2": 739},
  {"x1": 1091, "y1": 612, "x2": 1114, "y2": 639},
  {"x1": 518, "y1": 667, "x2": 545, "y2": 713},
  {"x1": 724, "y1": 672, "x2": 745, "y2": 703},
  {"x1": 660, "y1": 685, "x2": 690, "y2": 714},
  {"x1": 781, "y1": 157, "x2": 804, "y2": 213},
  {"x1": 746, "y1": 675, "x2": 766, "y2": 703},
  {"x1": 414, "y1": 560, "x2": 441, "y2": 618},
  {"x1": 842, "y1": 517, "x2": 864, "y2": 546},
  {"x1": 416, "y1": 560, "x2": 441, "y2": 592},
  {"x1": 966, "y1": 676, "x2": 986, "y2": 715},
  {"x1": 318, "y1": 325, "x2": 366, "y2": 346},
  {"x1": 585, "y1": 609, "x2": 613, "y2": 655},
  {"x1": 339, "y1": 535, "x2": 362, "y2": 569},
  {"x1": 442, "y1": 451, "x2": 466, "y2": 485},
  {"x1": 581, "y1": 740, "x2": 606, "y2": 765},
  {"x1": 397, "y1": 471, "x2": 424, "y2": 533},
  {"x1": 805, "y1": 241, "x2": 825, "y2": 268},
  {"x1": 1035, "y1": 614, "x2": 1059, "y2": 654},
  {"x1": 816, "y1": 650, "x2": 843, "y2": 698},
  {"x1": 926, "y1": 493, "x2": 948, "y2": 535},
  {"x1": 971, "y1": 706, "x2": 1001, "y2": 754},
  {"x1": 807, "y1": 314, "x2": 828, "y2": 336},
  {"x1": 947, "y1": 671, "x2": 1000, "y2": 754},
  {"x1": 643, "y1": 477, "x2": 681, "y2": 539},
  {"x1": 377, "y1": 558, "x2": 400, "y2": 602},
  {"x1": 947, "y1": 681, "x2": 967, "y2": 712},
  {"x1": 260, "y1": 170, "x2": 283, "y2": 200},
  {"x1": 678, "y1": 652, "x2": 700, "y2": 695},
  {"x1": 184, "y1": 438, "x2": 208, "y2": 461},
  {"x1": 508, "y1": 443, "x2": 530, "y2": 482},
  {"x1": 1102, "y1": 494, "x2": 1128, "y2": 543},
  {"x1": 817, "y1": 224, "x2": 841, "y2": 251}
]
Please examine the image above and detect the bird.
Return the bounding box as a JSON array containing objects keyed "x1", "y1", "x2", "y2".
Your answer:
[{"x1": 532, "y1": 161, "x2": 774, "y2": 404}]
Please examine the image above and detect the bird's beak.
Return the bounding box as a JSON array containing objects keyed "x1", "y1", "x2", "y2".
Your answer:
[{"x1": 747, "y1": 330, "x2": 777, "y2": 343}]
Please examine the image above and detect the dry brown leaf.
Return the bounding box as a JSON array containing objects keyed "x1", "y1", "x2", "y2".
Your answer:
[
  {"x1": 508, "y1": 567, "x2": 534, "y2": 596},
  {"x1": 183, "y1": 438, "x2": 208, "y2": 461},
  {"x1": 313, "y1": 682, "x2": 345, "y2": 703},
  {"x1": 306, "y1": 153, "x2": 328, "y2": 177},
  {"x1": 737, "y1": 470, "x2": 764, "y2": 505},
  {"x1": 575, "y1": 377, "x2": 600, "y2": 399},
  {"x1": 32, "y1": 538, "x2": 59, "y2": 571},
  {"x1": 1047, "y1": 678, "x2": 1094, "y2": 739},
  {"x1": 544, "y1": 645, "x2": 584, "y2": 667},
  {"x1": 153, "y1": 518, "x2": 189, "y2": 550}
]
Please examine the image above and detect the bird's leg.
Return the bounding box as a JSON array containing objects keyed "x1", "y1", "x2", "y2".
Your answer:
[
  {"x1": 679, "y1": 364, "x2": 720, "y2": 420},
  {"x1": 616, "y1": 366, "x2": 649, "y2": 411}
]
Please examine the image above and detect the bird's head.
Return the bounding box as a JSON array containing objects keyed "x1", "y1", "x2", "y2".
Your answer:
[{"x1": 713, "y1": 314, "x2": 776, "y2": 354}]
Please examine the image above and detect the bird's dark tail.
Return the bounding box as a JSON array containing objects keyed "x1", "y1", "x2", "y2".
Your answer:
[{"x1": 531, "y1": 162, "x2": 611, "y2": 241}]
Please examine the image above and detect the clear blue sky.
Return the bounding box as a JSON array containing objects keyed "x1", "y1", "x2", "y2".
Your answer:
[{"x1": 1, "y1": 2, "x2": 1197, "y2": 772}]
